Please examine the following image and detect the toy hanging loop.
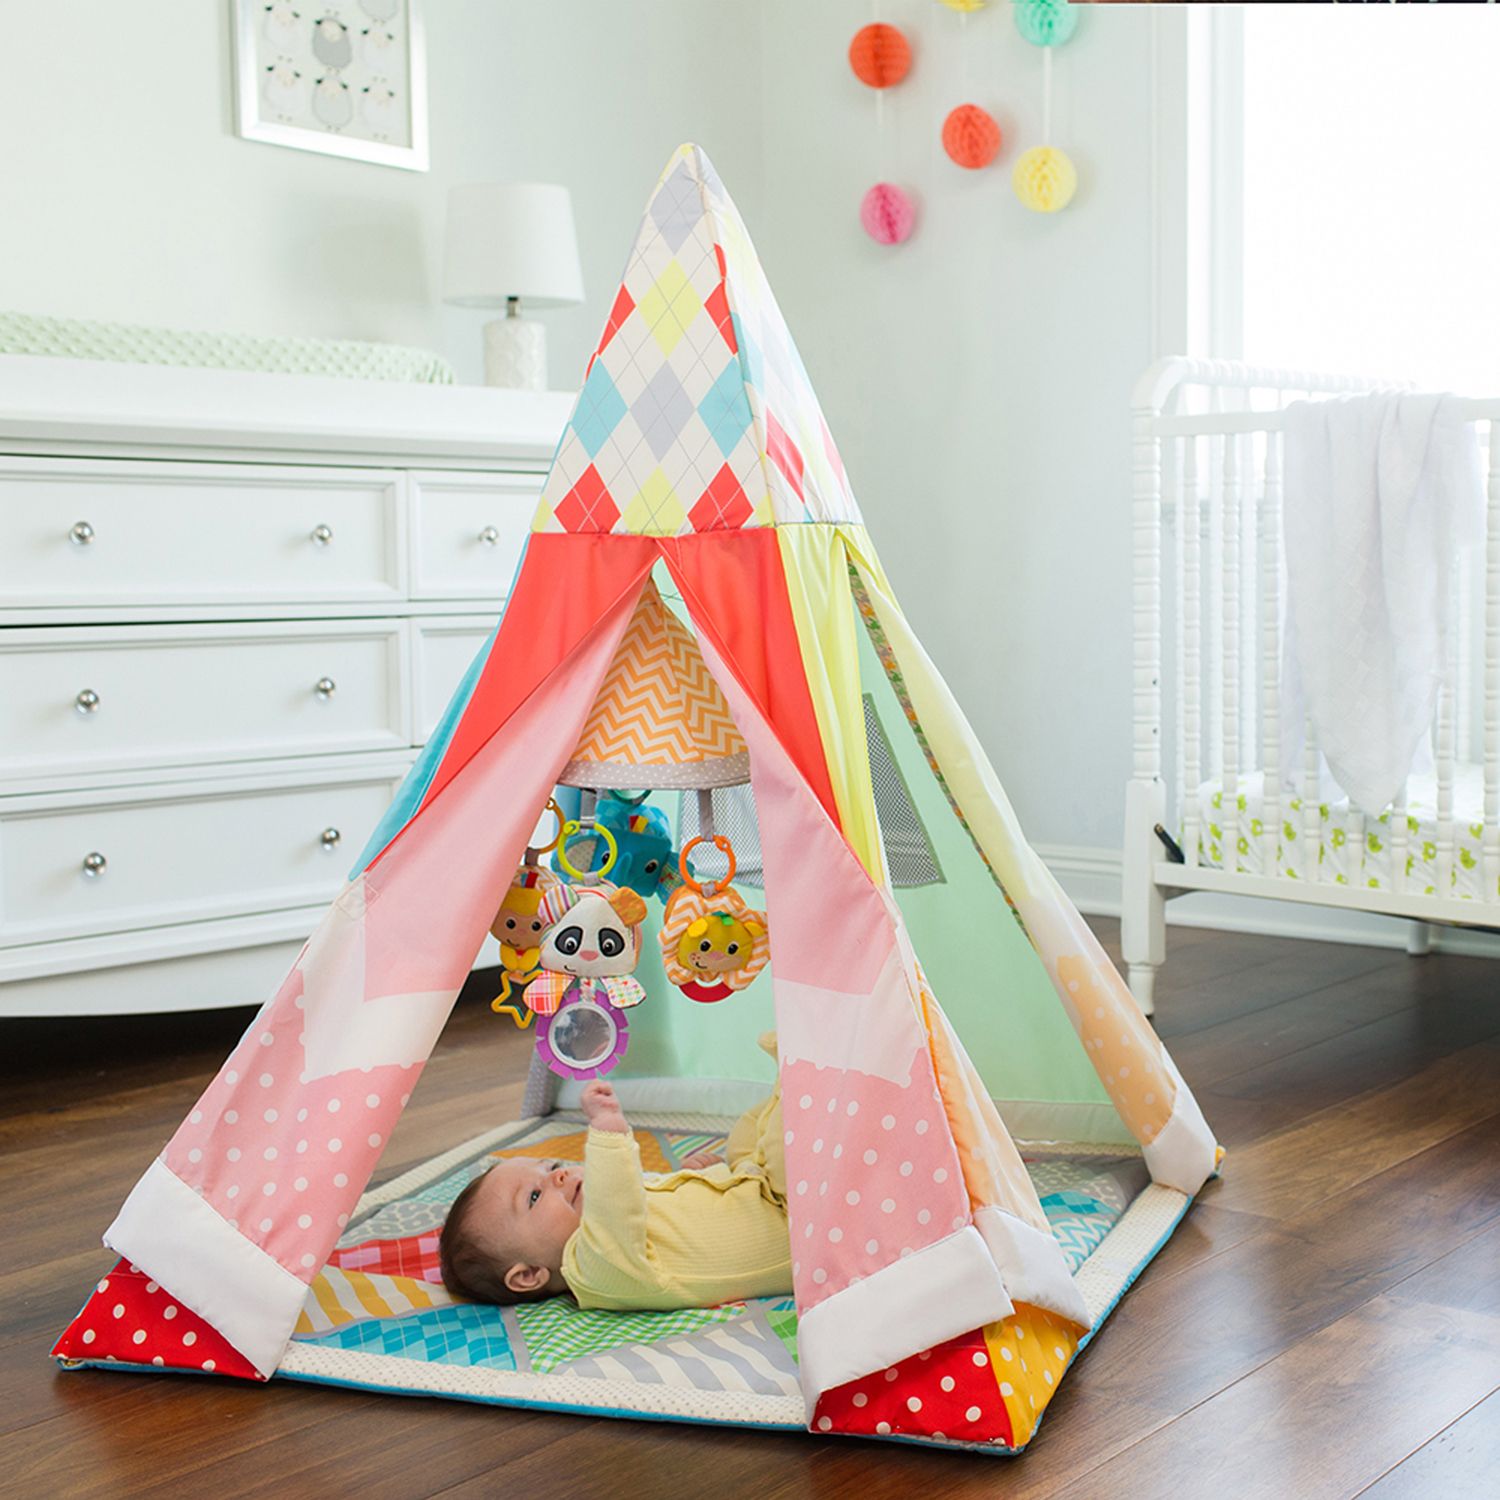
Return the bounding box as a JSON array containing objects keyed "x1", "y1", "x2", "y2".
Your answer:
[
  {"x1": 556, "y1": 818, "x2": 618, "y2": 880},
  {"x1": 678, "y1": 834, "x2": 737, "y2": 897},
  {"x1": 524, "y1": 798, "x2": 565, "y2": 863}
]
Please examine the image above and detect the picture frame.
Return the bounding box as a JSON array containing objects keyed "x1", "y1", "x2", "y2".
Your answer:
[{"x1": 231, "y1": 0, "x2": 429, "y2": 172}]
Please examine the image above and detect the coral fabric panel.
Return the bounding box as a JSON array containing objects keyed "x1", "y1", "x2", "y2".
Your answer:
[
  {"x1": 399, "y1": 532, "x2": 658, "y2": 840},
  {"x1": 661, "y1": 528, "x2": 840, "y2": 833}
]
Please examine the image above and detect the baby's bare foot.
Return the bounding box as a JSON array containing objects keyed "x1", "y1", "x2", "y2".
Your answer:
[{"x1": 680, "y1": 1150, "x2": 723, "y2": 1171}]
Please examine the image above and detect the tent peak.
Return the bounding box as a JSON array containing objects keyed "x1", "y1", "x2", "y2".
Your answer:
[{"x1": 531, "y1": 147, "x2": 862, "y2": 537}]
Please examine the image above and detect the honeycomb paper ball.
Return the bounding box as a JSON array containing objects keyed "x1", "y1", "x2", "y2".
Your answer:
[
  {"x1": 942, "y1": 104, "x2": 1002, "y2": 169},
  {"x1": 937, "y1": 0, "x2": 988, "y2": 12},
  {"x1": 1012, "y1": 146, "x2": 1077, "y2": 212},
  {"x1": 860, "y1": 183, "x2": 916, "y2": 245},
  {"x1": 848, "y1": 23, "x2": 912, "y2": 89},
  {"x1": 1014, "y1": 0, "x2": 1078, "y2": 47}
]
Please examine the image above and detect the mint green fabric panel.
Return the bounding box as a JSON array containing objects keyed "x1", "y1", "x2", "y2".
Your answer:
[{"x1": 0, "y1": 309, "x2": 455, "y2": 383}]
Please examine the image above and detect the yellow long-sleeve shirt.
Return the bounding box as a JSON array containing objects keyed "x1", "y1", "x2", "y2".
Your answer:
[{"x1": 560, "y1": 1127, "x2": 792, "y2": 1311}]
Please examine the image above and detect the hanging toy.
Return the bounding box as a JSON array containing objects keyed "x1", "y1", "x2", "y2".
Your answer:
[
  {"x1": 528, "y1": 822, "x2": 650, "y2": 1080},
  {"x1": 551, "y1": 792, "x2": 679, "y2": 901},
  {"x1": 489, "y1": 799, "x2": 565, "y2": 1028},
  {"x1": 659, "y1": 835, "x2": 770, "y2": 1005}
]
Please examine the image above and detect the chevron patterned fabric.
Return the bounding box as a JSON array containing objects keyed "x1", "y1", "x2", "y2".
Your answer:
[{"x1": 566, "y1": 583, "x2": 746, "y2": 774}]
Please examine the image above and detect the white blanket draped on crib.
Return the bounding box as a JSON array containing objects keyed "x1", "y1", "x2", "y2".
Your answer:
[{"x1": 1280, "y1": 391, "x2": 1485, "y2": 814}]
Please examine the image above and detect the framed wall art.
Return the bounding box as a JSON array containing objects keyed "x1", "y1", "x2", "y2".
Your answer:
[{"x1": 232, "y1": 0, "x2": 429, "y2": 171}]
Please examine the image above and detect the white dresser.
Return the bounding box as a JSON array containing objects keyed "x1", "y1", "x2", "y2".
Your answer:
[{"x1": 0, "y1": 355, "x2": 572, "y2": 1017}]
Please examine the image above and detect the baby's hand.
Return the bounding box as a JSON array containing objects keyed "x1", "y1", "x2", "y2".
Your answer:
[{"x1": 581, "y1": 1080, "x2": 629, "y2": 1134}]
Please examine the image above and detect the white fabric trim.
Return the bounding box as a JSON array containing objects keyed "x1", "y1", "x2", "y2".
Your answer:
[
  {"x1": 1142, "y1": 1052, "x2": 1219, "y2": 1195},
  {"x1": 973, "y1": 1207, "x2": 1092, "y2": 1330},
  {"x1": 104, "y1": 1156, "x2": 310, "y2": 1379},
  {"x1": 794, "y1": 1225, "x2": 1013, "y2": 1413}
]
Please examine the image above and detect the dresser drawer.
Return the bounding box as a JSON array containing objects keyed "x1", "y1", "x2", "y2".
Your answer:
[
  {"x1": 411, "y1": 616, "x2": 493, "y2": 744},
  {"x1": 0, "y1": 770, "x2": 405, "y2": 946},
  {"x1": 0, "y1": 458, "x2": 403, "y2": 608},
  {"x1": 409, "y1": 471, "x2": 537, "y2": 599},
  {"x1": 0, "y1": 622, "x2": 410, "y2": 782}
]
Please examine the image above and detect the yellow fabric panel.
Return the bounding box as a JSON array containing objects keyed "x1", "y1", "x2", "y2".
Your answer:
[
  {"x1": 983, "y1": 1303, "x2": 1080, "y2": 1448},
  {"x1": 841, "y1": 527, "x2": 1197, "y2": 1150},
  {"x1": 919, "y1": 971, "x2": 1051, "y2": 1235},
  {"x1": 777, "y1": 526, "x2": 885, "y2": 883}
]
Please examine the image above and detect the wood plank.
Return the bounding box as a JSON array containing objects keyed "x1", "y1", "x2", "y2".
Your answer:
[
  {"x1": 1211, "y1": 1042, "x2": 1500, "y2": 1220},
  {"x1": 1354, "y1": 1393, "x2": 1500, "y2": 1500},
  {"x1": 1048, "y1": 1297, "x2": 1500, "y2": 1500}
]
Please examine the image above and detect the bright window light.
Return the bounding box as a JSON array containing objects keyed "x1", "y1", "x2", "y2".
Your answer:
[{"x1": 1242, "y1": 9, "x2": 1500, "y2": 393}]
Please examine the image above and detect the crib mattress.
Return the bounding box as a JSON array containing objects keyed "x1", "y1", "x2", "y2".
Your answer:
[
  {"x1": 1195, "y1": 769, "x2": 1498, "y2": 901},
  {"x1": 57, "y1": 1110, "x2": 1193, "y2": 1453}
]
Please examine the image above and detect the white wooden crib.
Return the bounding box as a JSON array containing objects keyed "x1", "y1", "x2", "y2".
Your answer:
[{"x1": 1122, "y1": 358, "x2": 1500, "y2": 1013}]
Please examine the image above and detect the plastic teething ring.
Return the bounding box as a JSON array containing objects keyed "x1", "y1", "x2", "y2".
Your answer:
[
  {"x1": 678, "y1": 834, "x2": 736, "y2": 895},
  {"x1": 556, "y1": 818, "x2": 618, "y2": 880},
  {"x1": 526, "y1": 798, "x2": 565, "y2": 858}
]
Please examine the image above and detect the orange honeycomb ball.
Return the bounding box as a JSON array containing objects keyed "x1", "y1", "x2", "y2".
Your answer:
[
  {"x1": 942, "y1": 104, "x2": 1002, "y2": 169},
  {"x1": 849, "y1": 23, "x2": 912, "y2": 89}
]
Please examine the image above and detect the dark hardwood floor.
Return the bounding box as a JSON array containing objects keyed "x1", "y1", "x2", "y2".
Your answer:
[{"x1": 2, "y1": 917, "x2": 1497, "y2": 1499}]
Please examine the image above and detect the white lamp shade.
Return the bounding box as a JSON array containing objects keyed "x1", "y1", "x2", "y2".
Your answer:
[{"x1": 443, "y1": 182, "x2": 585, "y2": 309}]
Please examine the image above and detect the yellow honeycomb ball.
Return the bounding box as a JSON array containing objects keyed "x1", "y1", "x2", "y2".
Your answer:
[
  {"x1": 937, "y1": 0, "x2": 988, "y2": 11},
  {"x1": 1012, "y1": 146, "x2": 1077, "y2": 213}
]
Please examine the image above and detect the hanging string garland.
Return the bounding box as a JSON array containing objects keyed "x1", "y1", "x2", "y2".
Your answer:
[
  {"x1": 848, "y1": 23, "x2": 912, "y2": 89},
  {"x1": 942, "y1": 103, "x2": 1001, "y2": 170},
  {"x1": 861, "y1": 183, "x2": 917, "y2": 245},
  {"x1": 1012, "y1": 11, "x2": 1078, "y2": 212},
  {"x1": 1014, "y1": 0, "x2": 1078, "y2": 49}
]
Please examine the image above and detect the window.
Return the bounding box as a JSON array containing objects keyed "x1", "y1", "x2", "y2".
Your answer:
[{"x1": 1232, "y1": 9, "x2": 1500, "y2": 391}]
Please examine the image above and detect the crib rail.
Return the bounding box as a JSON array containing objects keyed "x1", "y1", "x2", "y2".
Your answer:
[{"x1": 1123, "y1": 359, "x2": 1500, "y2": 1006}]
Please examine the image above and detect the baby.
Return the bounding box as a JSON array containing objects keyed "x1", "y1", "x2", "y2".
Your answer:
[{"x1": 439, "y1": 1059, "x2": 789, "y2": 1312}]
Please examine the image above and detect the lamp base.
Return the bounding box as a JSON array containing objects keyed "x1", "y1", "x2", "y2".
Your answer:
[{"x1": 483, "y1": 315, "x2": 547, "y2": 391}]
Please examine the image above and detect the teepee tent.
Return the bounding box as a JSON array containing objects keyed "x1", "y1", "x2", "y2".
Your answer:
[{"x1": 55, "y1": 145, "x2": 1219, "y2": 1454}]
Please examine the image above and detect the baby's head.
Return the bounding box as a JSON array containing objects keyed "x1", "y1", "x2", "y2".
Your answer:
[{"x1": 438, "y1": 1156, "x2": 584, "y2": 1304}]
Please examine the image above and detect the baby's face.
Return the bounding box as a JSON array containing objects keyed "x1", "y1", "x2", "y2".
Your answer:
[{"x1": 466, "y1": 1157, "x2": 584, "y2": 1274}]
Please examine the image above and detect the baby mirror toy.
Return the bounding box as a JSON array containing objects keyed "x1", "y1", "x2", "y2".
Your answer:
[
  {"x1": 528, "y1": 819, "x2": 650, "y2": 1080},
  {"x1": 489, "y1": 799, "x2": 565, "y2": 1027},
  {"x1": 659, "y1": 834, "x2": 770, "y2": 1004}
]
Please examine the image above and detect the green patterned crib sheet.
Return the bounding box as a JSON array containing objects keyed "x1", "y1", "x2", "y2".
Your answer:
[{"x1": 1197, "y1": 769, "x2": 1497, "y2": 899}]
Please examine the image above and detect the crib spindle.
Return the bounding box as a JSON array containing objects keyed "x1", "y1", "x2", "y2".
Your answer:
[
  {"x1": 1302, "y1": 714, "x2": 1323, "y2": 884},
  {"x1": 1436, "y1": 557, "x2": 1458, "y2": 900},
  {"x1": 1486, "y1": 421, "x2": 1500, "y2": 905},
  {"x1": 1182, "y1": 436, "x2": 1203, "y2": 869},
  {"x1": 1222, "y1": 430, "x2": 1242, "y2": 872},
  {"x1": 1259, "y1": 430, "x2": 1282, "y2": 877},
  {"x1": 1391, "y1": 782, "x2": 1410, "y2": 895}
]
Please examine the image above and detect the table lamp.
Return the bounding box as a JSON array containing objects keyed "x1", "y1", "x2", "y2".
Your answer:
[{"x1": 443, "y1": 182, "x2": 585, "y2": 390}]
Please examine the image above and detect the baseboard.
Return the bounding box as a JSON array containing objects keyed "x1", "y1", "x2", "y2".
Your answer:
[{"x1": 1036, "y1": 842, "x2": 1500, "y2": 959}]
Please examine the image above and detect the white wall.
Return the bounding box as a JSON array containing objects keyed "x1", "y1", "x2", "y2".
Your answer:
[
  {"x1": 757, "y1": 0, "x2": 1157, "y2": 850},
  {"x1": 2, "y1": 0, "x2": 1158, "y2": 854},
  {"x1": 0, "y1": 0, "x2": 764, "y2": 387}
]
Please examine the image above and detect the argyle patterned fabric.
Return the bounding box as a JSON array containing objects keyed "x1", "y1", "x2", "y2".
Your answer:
[{"x1": 532, "y1": 145, "x2": 863, "y2": 536}]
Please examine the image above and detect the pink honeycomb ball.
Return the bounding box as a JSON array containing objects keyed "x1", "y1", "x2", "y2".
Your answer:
[{"x1": 860, "y1": 183, "x2": 916, "y2": 245}]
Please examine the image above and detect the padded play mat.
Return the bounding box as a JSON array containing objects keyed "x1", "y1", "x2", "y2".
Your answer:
[{"x1": 256, "y1": 1112, "x2": 1186, "y2": 1447}]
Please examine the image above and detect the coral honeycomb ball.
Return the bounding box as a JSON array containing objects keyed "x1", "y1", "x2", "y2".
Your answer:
[
  {"x1": 860, "y1": 183, "x2": 916, "y2": 245},
  {"x1": 942, "y1": 104, "x2": 1002, "y2": 170},
  {"x1": 848, "y1": 23, "x2": 912, "y2": 89},
  {"x1": 1012, "y1": 146, "x2": 1078, "y2": 213}
]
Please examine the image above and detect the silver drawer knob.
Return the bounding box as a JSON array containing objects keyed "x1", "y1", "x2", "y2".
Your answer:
[
  {"x1": 320, "y1": 827, "x2": 342, "y2": 850},
  {"x1": 478, "y1": 525, "x2": 500, "y2": 546},
  {"x1": 314, "y1": 677, "x2": 337, "y2": 700},
  {"x1": 75, "y1": 689, "x2": 101, "y2": 714},
  {"x1": 82, "y1": 852, "x2": 107, "y2": 877},
  {"x1": 70, "y1": 521, "x2": 95, "y2": 546},
  {"x1": 310, "y1": 524, "x2": 334, "y2": 546}
]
